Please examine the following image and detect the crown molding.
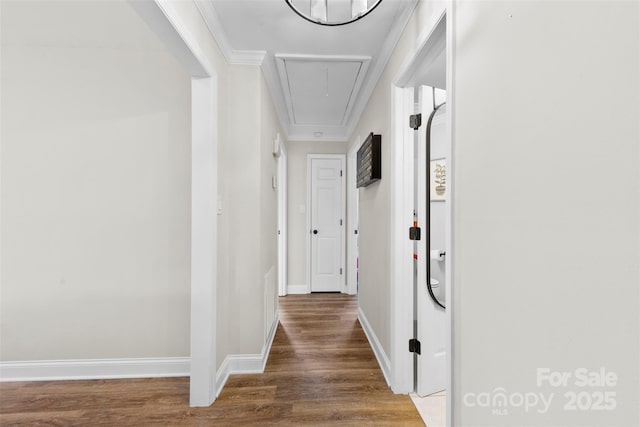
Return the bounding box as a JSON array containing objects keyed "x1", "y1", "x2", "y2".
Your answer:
[
  {"x1": 229, "y1": 49, "x2": 267, "y2": 66},
  {"x1": 287, "y1": 134, "x2": 349, "y2": 143},
  {"x1": 261, "y1": 55, "x2": 294, "y2": 138},
  {"x1": 344, "y1": 0, "x2": 418, "y2": 140},
  {"x1": 194, "y1": 0, "x2": 418, "y2": 142},
  {"x1": 194, "y1": 0, "x2": 265, "y2": 66}
]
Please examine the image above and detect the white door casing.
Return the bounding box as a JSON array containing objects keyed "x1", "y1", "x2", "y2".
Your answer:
[
  {"x1": 277, "y1": 137, "x2": 288, "y2": 296},
  {"x1": 308, "y1": 155, "x2": 345, "y2": 293},
  {"x1": 389, "y1": 85, "x2": 416, "y2": 393},
  {"x1": 346, "y1": 136, "x2": 364, "y2": 296},
  {"x1": 389, "y1": 9, "x2": 452, "y2": 406},
  {"x1": 416, "y1": 85, "x2": 447, "y2": 396}
]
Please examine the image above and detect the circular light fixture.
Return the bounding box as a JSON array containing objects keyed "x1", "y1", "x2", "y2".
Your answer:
[{"x1": 285, "y1": 0, "x2": 383, "y2": 26}]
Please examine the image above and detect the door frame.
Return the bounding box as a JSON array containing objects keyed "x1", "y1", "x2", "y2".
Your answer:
[
  {"x1": 389, "y1": 7, "x2": 454, "y2": 423},
  {"x1": 390, "y1": 86, "x2": 416, "y2": 394},
  {"x1": 416, "y1": 85, "x2": 447, "y2": 397},
  {"x1": 306, "y1": 154, "x2": 347, "y2": 293},
  {"x1": 346, "y1": 136, "x2": 364, "y2": 296},
  {"x1": 130, "y1": 0, "x2": 218, "y2": 407},
  {"x1": 277, "y1": 135, "x2": 288, "y2": 296},
  {"x1": 445, "y1": 7, "x2": 455, "y2": 423}
]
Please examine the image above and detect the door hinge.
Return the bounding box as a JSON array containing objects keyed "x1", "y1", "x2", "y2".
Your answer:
[
  {"x1": 410, "y1": 113, "x2": 422, "y2": 130},
  {"x1": 340, "y1": 170, "x2": 343, "y2": 177},
  {"x1": 340, "y1": 219, "x2": 343, "y2": 226},
  {"x1": 409, "y1": 226, "x2": 421, "y2": 240},
  {"x1": 409, "y1": 338, "x2": 421, "y2": 354},
  {"x1": 340, "y1": 268, "x2": 343, "y2": 275}
]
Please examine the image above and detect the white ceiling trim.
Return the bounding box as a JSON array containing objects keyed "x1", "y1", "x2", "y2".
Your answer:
[
  {"x1": 287, "y1": 133, "x2": 350, "y2": 142},
  {"x1": 194, "y1": 0, "x2": 293, "y2": 139},
  {"x1": 194, "y1": 0, "x2": 419, "y2": 142},
  {"x1": 132, "y1": 0, "x2": 212, "y2": 77},
  {"x1": 194, "y1": 0, "x2": 265, "y2": 65},
  {"x1": 261, "y1": 57, "x2": 294, "y2": 138},
  {"x1": 343, "y1": 0, "x2": 418, "y2": 140},
  {"x1": 229, "y1": 49, "x2": 267, "y2": 65}
]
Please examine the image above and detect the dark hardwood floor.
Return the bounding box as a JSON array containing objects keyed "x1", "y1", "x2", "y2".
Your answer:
[{"x1": 0, "y1": 294, "x2": 423, "y2": 426}]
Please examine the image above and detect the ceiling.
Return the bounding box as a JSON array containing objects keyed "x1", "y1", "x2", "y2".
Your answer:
[{"x1": 196, "y1": 0, "x2": 417, "y2": 142}]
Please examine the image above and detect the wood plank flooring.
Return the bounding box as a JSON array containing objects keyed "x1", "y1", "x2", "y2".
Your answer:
[{"x1": 0, "y1": 294, "x2": 423, "y2": 426}]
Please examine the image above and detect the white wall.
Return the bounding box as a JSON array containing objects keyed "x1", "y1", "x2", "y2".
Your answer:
[
  {"x1": 286, "y1": 141, "x2": 347, "y2": 289},
  {"x1": 259, "y1": 73, "x2": 282, "y2": 342},
  {"x1": 259, "y1": 73, "x2": 281, "y2": 292},
  {"x1": 0, "y1": 0, "x2": 191, "y2": 360},
  {"x1": 350, "y1": 2, "x2": 639, "y2": 425},
  {"x1": 349, "y1": 0, "x2": 447, "y2": 358},
  {"x1": 452, "y1": 1, "x2": 639, "y2": 425},
  {"x1": 216, "y1": 65, "x2": 263, "y2": 360},
  {"x1": 1, "y1": 0, "x2": 283, "y2": 382},
  {"x1": 133, "y1": 0, "x2": 272, "y2": 379},
  {"x1": 215, "y1": 64, "x2": 283, "y2": 363}
]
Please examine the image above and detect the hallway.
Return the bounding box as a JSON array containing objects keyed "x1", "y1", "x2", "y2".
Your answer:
[
  {"x1": 214, "y1": 294, "x2": 423, "y2": 424},
  {"x1": 0, "y1": 294, "x2": 423, "y2": 426}
]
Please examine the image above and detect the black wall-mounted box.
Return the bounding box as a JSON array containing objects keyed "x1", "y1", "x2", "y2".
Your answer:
[{"x1": 357, "y1": 133, "x2": 381, "y2": 188}]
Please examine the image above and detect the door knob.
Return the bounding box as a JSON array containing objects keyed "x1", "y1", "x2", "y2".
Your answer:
[{"x1": 313, "y1": 229, "x2": 318, "y2": 234}]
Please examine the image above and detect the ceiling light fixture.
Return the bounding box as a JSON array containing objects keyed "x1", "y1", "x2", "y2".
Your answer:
[{"x1": 285, "y1": 0, "x2": 383, "y2": 26}]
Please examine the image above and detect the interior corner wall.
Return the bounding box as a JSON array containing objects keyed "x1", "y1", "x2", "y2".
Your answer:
[
  {"x1": 0, "y1": 0, "x2": 192, "y2": 360},
  {"x1": 348, "y1": 1, "x2": 447, "y2": 359},
  {"x1": 259, "y1": 73, "x2": 282, "y2": 312},
  {"x1": 140, "y1": 0, "x2": 257, "y2": 378},
  {"x1": 452, "y1": 1, "x2": 639, "y2": 426},
  {"x1": 0, "y1": 0, "x2": 278, "y2": 378},
  {"x1": 216, "y1": 65, "x2": 264, "y2": 362},
  {"x1": 286, "y1": 141, "x2": 348, "y2": 289},
  {"x1": 130, "y1": 0, "x2": 280, "y2": 372},
  {"x1": 216, "y1": 65, "x2": 284, "y2": 365}
]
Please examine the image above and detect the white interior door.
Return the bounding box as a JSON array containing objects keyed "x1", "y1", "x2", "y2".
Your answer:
[
  {"x1": 309, "y1": 155, "x2": 345, "y2": 292},
  {"x1": 416, "y1": 86, "x2": 447, "y2": 396}
]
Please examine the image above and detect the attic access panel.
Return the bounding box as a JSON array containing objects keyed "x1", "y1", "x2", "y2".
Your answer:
[{"x1": 275, "y1": 54, "x2": 371, "y2": 127}]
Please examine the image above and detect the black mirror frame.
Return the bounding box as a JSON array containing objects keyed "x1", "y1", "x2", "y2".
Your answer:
[{"x1": 284, "y1": 0, "x2": 384, "y2": 26}]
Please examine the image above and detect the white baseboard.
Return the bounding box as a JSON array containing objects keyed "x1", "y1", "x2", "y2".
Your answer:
[
  {"x1": 1, "y1": 314, "x2": 280, "y2": 394},
  {"x1": 215, "y1": 310, "x2": 279, "y2": 397},
  {"x1": 287, "y1": 284, "x2": 309, "y2": 294},
  {"x1": 0, "y1": 357, "x2": 190, "y2": 382},
  {"x1": 358, "y1": 306, "x2": 391, "y2": 386}
]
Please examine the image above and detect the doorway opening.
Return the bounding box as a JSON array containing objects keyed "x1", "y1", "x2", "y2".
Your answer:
[{"x1": 390, "y1": 10, "x2": 452, "y2": 426}]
